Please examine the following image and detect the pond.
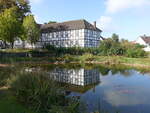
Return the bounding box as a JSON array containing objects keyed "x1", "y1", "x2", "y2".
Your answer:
[
  {"x1": 1, "y1": 64, "x2": 150, "y2": 113},
  {"x1": 44, "y1": 65, "x2": 150, "y2": 113}
]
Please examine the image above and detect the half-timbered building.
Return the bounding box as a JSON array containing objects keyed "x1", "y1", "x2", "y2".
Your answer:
[{"x1": 39, "y1": 19, "x2": 102, "y2": 48}]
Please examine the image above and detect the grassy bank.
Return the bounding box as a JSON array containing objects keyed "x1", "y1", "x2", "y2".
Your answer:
[{"x1": 1, "y1": 54, "x2": 150, "y2": 69}]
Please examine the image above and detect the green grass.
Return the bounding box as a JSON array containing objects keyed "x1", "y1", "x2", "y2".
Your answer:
[
  {"x1": 1, "y1": 55, "x2": 150, "y2": 66},
  {"x1": 0, "y1": 89, "x2": 35, "y2": 113},
  {"x1": 1, "y1": 52, "x2": 150, "y2": 70}
]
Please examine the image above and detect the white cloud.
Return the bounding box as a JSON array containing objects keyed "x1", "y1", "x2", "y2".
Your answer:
[
  {"x1": 97, "y1": 16, "x2": 117, "y2": 31},
  {"x1": 106, "y1": 0, "x2": 150, "y2": 13}
]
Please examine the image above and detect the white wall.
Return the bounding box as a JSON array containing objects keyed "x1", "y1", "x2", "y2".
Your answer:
[
  {"x1": 136, "y1": 37, "x2": 146, "y2": 45},
  {"x1": 40, "y1": 29, "x2": 101, "y2": 48},
  {"x1": 14, "y1": 39, "x2": 42, "y2": 49},
  {"x1": 13, "y1": 29, "x2": 101, "y2": 49},
  {"x1": 135, "y1": 37, "x2": 150, "y2": 52}
]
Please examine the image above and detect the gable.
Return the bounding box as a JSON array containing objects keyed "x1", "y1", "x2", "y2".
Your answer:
[
  {"x1": 136, "y1": 37, "x2": 147, "y2": 45},
  {"x1": 141, "y1": 36, "x2": 150, "y2": 44}
]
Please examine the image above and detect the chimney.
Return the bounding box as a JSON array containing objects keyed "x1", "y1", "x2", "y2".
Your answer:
[{"x1": 94, "y1": 21, "x2": 96, "y2": 28}]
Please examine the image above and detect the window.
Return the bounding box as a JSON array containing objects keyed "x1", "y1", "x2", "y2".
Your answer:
[
  {"x1": 56, "y1": 32, "x2": 59, "y2": 38},
  {"x1": 61, "y1": 32, "x2": 63, "y2": 38},
  {"x1": 51, "y1": 33, "x2": 54, "y2": 38}
]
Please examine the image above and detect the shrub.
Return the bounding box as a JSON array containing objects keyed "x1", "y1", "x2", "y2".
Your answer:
[
  {"x1": 62, "y1": 54, "x2": 79, "y2": 63},
  {"x1": 44, "y1": 44, "x2": 100, "y2": 56},
  {"x1": 45, "y1": 45, "x2": 56, "y2": 53},
  {"x1": 80, "y1": 53, "x2": 95, "y2": 62},
  {"x1": 125, "y1": 48, "x2": 147, "y2": 58}
]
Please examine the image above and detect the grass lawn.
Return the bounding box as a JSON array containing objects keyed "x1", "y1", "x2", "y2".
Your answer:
[{"x1": 0, "y1": 88, "x2": 35, "y2": 113}]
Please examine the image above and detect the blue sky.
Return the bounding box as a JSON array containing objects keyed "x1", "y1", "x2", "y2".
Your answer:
[{"x1": 30, "y1": 0, "x2": 150, "y2": 41}]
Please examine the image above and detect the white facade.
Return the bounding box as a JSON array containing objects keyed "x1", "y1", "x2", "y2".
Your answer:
[
  {"x1": 14, "y1": 39, "x2": 32, "y2": 49},
  {"x1": 40, "y1": 29, "x2": 101, "y2": 48},
  {"x1": 13, "y1": 39, "x2": 42, "y2": 49},
  {"x1": 12, "y1": 29, "x2": 101, "y2": 48},
  {"x1": 136, "y1": 37, "x2": 150, "y2": 52}
]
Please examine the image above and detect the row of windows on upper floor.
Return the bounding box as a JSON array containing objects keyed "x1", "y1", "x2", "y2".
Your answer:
[{"x1": 41, "y1": 29, "x2": 101, "y2": 38}]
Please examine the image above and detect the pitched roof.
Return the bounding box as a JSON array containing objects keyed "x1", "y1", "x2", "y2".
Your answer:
[
  {"x1": 40, "y1": 19, "x2": 102, "y2": 33},
  {"x1": 141, "y1": 35, "x2": 150, "y2": 44}
]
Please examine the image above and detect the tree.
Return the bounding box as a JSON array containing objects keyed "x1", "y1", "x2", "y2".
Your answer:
[
  {"x1": 112, "y1": 33, "x2": 119, "y2": 42},
  {"x1": 0, "y1": 6, "x2": 22, "y2": 48},
  {"x1": 0, "y1": 0, "x2": 30, "y2": 20},
  {"x1": 99, "y1": 33, "x2": 124, "y2": 56},
  {"x1": 22, "y1": 15, "x2": 40, "y2": 46}
]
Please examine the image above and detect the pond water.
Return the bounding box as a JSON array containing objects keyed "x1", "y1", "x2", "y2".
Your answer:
[
  {"x1": 2, "y1": 64, "x2": 150, "y2": 113},
  {"x1": 44, "y1": 65, "x2": 150, "y2": 113}
]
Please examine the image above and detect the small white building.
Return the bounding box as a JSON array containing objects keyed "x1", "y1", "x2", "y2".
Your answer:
[{"x1": 135, "y1": 35, "x2": 150, "y2": 52}]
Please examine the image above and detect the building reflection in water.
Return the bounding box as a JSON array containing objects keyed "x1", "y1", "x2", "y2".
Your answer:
[{"x1": 49, "y1": 68, "x2": 100, "y2": 86}]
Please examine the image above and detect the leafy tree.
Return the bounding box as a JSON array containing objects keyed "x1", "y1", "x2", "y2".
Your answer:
[
  {"x1": 0, "y1": 0, "x2": 15, "y2": 13},
  {"x1": 99, "y1": 34, "x2": 124, "y2": 56},
  {"x1": 112, "y1": 33, "x2": 119, "y2": 42},
  {"x1": 0, "y1": 6, "x2": 22, "y2": 48},
  {"x1": 22, "y1": 15, "x2": 40, "y2": 46},
  {"x1": 0, "y1": 0, "x2": 30, "y2": 20}
]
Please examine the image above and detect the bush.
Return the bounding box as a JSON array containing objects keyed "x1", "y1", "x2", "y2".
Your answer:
[
  {"x1": 62, "y1": 54, "x2": 79, "y2": 63},
  {"x1": 44, "y1": 45, "x2": 56, "y2": 53},
  {"x1": 125, "y1": 48, "x2": 147, "y2": 58},
  {"x1": 45, "y1": 44, "x2": 100, "y2": 56},
  {"x1": 80, "y1": 53, "x2": 95, "y2": 62}
]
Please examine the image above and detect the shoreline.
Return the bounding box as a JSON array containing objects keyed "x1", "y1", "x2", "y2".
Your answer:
[
  {"x1": 1, "y1": 55, "x2": 150, "y2": 72},
  {"x1": 1, "y1": 60, "x2": 150, "y2": 72}
]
